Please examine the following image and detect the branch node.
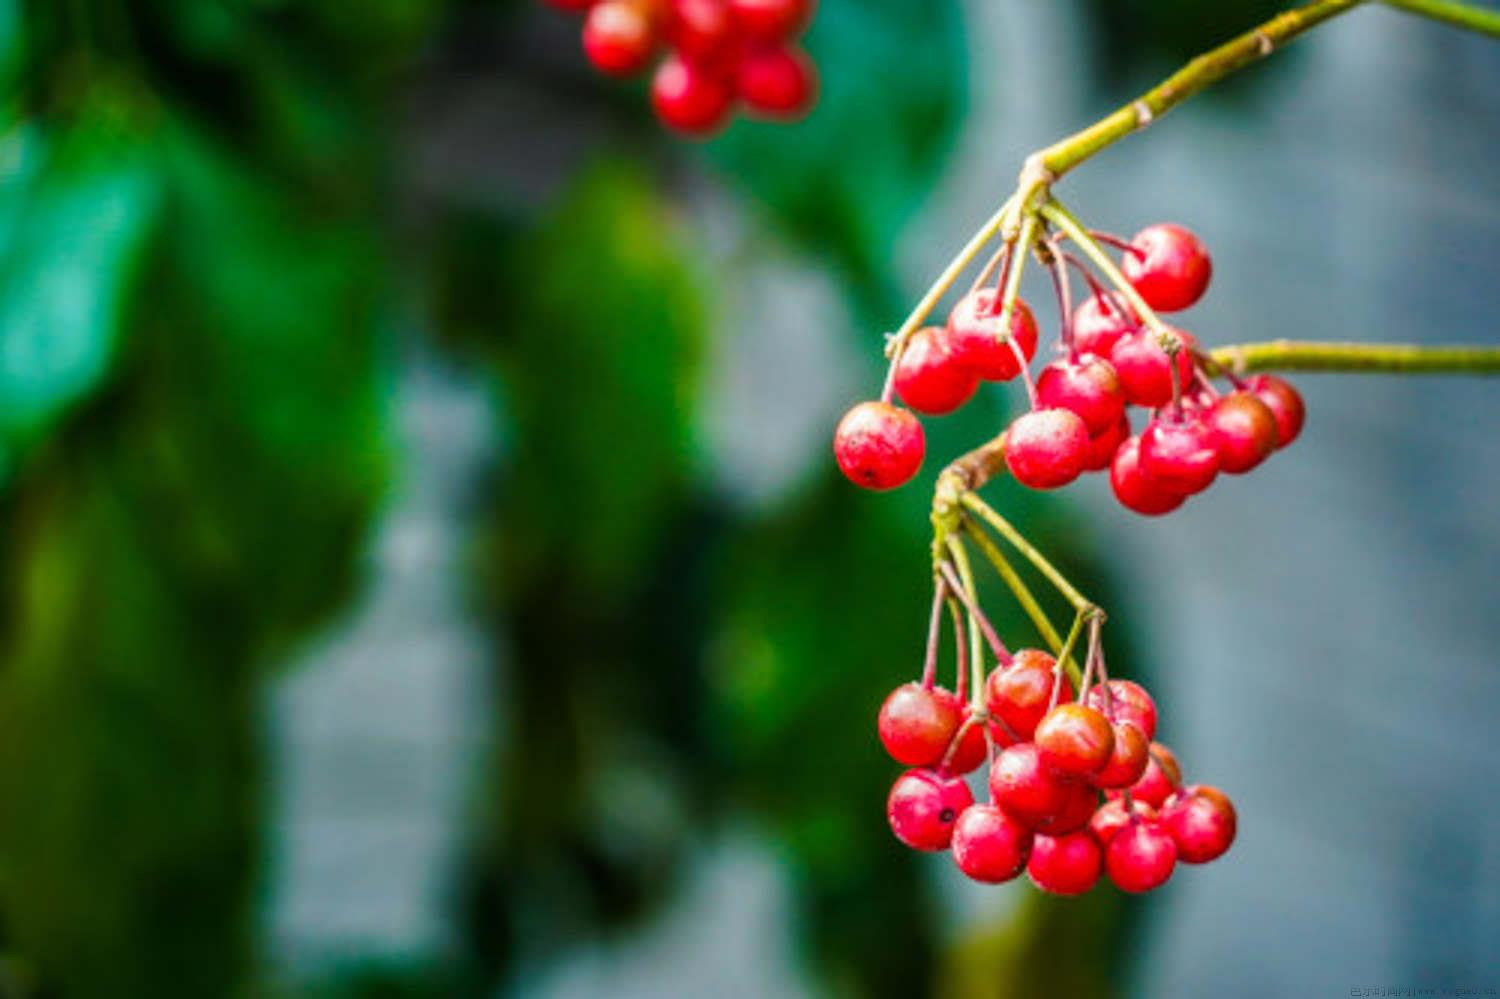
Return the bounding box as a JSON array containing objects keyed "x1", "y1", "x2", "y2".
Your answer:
[
  {"x1": 1132, "y1": 100, "x2": 1155, "y2": 127},
  {"x1": 1254, "y1": 29, "x2": 1276, "y2": 55}
]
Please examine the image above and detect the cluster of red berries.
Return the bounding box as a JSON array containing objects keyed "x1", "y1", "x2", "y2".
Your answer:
[
  {"x1": 833, "y1": 223, "x2": 1308, "y2": 515},
  {"x1": 879, "y1": 651, "x2": 1235, "y2": 893},
  {"x1": 543, "y1": 0, "x2": 817, "y2": 135}
]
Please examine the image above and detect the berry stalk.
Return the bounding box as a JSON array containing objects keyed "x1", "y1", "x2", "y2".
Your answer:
[
  {"x1": 1381, "y1": 0, "x2": 1500, "y2": 36},
  {"x1": 1211, "y1": 341, "x2": 1500, "y2": 375}
]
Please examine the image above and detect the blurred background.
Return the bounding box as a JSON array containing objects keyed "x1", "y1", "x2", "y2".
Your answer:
[{"x1": 0, "y1": 0, "x2": 1498, "y2": 996}]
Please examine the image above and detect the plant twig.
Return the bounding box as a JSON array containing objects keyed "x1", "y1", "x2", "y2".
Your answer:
[
  {"x1": 1382, "y1": 0, "x2": 1500, "y2": 36},
  {"x1": 1212, "y1": 341, "x2": 1500, "y2": 375}
]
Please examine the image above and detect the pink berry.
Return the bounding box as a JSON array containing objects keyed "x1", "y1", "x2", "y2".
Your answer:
[
  {"x1": 833, "y1": 401, "x2": 924, "y2": 491},
  {"x1": 1027, "y1": 831, "x2": 1103, "y2": 895},
  {"x1": 1082, "y1": 413, "x2": 1130, "y2": 473},
  {"x1": 582, "y1": 1, "x2": 658, "y2": 76},
  {"x1": 1206, "y1": 391, "x2": 1279, "y2": 474},
  {"x1": 989, "y1": 742, "x2": 1077, "y2": 828},
  {"x1": 1109, "y1": 435, "x2": 1187, "y2": 516},
  {"x1": 1105, "y1": 818, "x2": 1178, "y2": 892},
  {"x1": 876, "y1": 682, "x2": 962, "y2": 767},
  {"x1": 1140, "y1": 413, "x2": 1221, "y2": 496},
  {"x1": 1109, "y1": 328, "x2": 1196, "y2": 408},
  {"x1": 1034, "y1": 704, "x2": 1115, "y2": 779},
  {"x1": 1089, "y1": 798, "x2": 1158, "y2": 846},
  {"x1": 1036, "y1": 356, "x2": 1125, "y2": 435},
  {"x1": 1161, "y1": 785, "x2": 1237, "y2": 864},
  {"x1": 893, "y1": 326, "x2": 979, "y2": 415},
  {"x1": 651, "y1": 54, "x2": 735, "y2": 135},
  {"x1": 951, "y1": 804, "x2": 1033, "y2": 883},
  {"x1": 737, "y1": 45, "x2": 817, "y2": 119},
  {"x1": 984, "y1": 650, "x2": 1072, "y2": 740},
  {"x1": 727, "y1": 0, "x2": 812, "y2": 39},
  {"x1": 665, "y1": 0, "x2": 733, "y2": 59},
  {"x1": 1004, "y1": 408, "x2": 1090, "y2": 490},
  {"x1": 945, "y1": 292, "x2": 1039, "y2": 382},
  {"x1": 1245, "y1": 374, "x2": 1306, "y2": 448},
  {"x1": 1084, "y1": 679, "x2": 1158, "y2": 741},
  {"x1": 887, "y1": 768, "x2": 973, "y2": 851},
  {"x1": 1073, "y1": 292, "x2": 1137, "y2": 358},
  {"x1": 1121, "y1": 223, "x2": 1212, "y2": 313}
]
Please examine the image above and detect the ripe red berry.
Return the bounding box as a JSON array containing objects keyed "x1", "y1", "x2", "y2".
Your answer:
[
  {"x1": 651, "y1": 54, "x2": 735, "y2": 135},
  {"x1": 833, "y1": 401, "x2": 925, "y2": 491},
  {"x1": 887, "y1": 768, "x2": 973, "y2": 851},
  {"x1": 945, "y1": 292, "x2": 1039, "y2": 382},
  {"x1": 1093, "y1": 720, "x2": 1150, "y2": 789},
  {"x1": 951, "y1": 804, "x2": 1033, "y2": 883},
  {"x1": 1089, "y1": 797, "x2": 1158, "y2": 845},
  {"x1": 1033, "y1": 781, "x2": 1100, "y2": 836},
  {"x1": 1034, "y1": 703, "x2": 1115, "y2": 779},
  {"x1": 1245, "y1": 374, "x2": 1306, "y2": 448},
  {"x1": 984, "y1": 651, "x2": 1071, "y2": 740},
  {"x1": 582, "y1": 2, "x2": 658, "y2": 76},
  {"x1": 1036, "y1": 356, "x2": 1125, "y2": 435},
  {"x1": 1107, "y1": 743, "x2": 1182, "y2": 809},
  {"x1": 737, "y1": 45, "x2": 817, "y2": 119},
  {"x1": 990, "y1": 742, "x2": 1077, "y2": 828},
  {"x1": 1083, "y1": 413, "x2": 1131, "y2": 473},
  {"x1": 1203, "y1": 391, "x2": 1277, "y2": 474},
  {"x1": 893, "y1": 326, "x2": 979, "y2": 415},
  {"x1": 665, "y1": 0, "x2": 733, "y2": 59},
  {"x1": 877, "y1": 682, "x2": 962, "y2": 767},
  {"x1": 1109, "y1": 435, "x2": 1187, "y2": 516},
  {"x1": 1109, "y1": 329, "x2": 1196, "y2": 408},
  {"x1": 1084, "y1": 679, "x2": 1158, "y2": 741},
  {"x1": 946, "y1": 710, "x2": 989, "y2": 775},
  {"x1": 1027, "y1": 831, "x2": 1103, "y2": 895},
  {"x1": 1161, "y1": 785, "x2": 1237, "y2": 864},
  {"x1": 1004, "y1": 408, "x2": 1090, "y2": 490},
  {"x1": 1121, "y1": 223, "x2": 1212, "y2": 313},
  {"x1": 1073, "y1": 292, "x2": 1137, "y2": 358},
  {"x1": 1140, "y1": 413, "x2": 1221, "y2": 496},
  {"x1": 1105, "y1": 818, "x2": 1178, "y2": 892},
  {"x1": 727, "y1": 0, "x2": 812, "y2": 40}
]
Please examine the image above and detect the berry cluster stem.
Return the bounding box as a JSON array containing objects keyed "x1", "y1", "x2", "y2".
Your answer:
[
  {"x1": 1381, "y1": 0, "x2": 1500, "y2": 36},
  {"x1": 1212, "y1": 341, "x2": 1500, "y2": 375}
]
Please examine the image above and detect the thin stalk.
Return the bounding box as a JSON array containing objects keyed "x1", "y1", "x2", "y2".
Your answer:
[
  {"x1": 960, "y1": 492, "x2": 1094, "y2": 614},
  {"x1": 1212, "y1": 340, "x2": 1500, "y2": 375},
  {"x1": 1382, "y1": 0, "x2": 1500, "y2": 36},
  {"x1": 1041, "y1": 199, "x2": 1175, "y2": 345},
  {"x1": 943, "y1": 538, "x2": 989, "y2": 708}
]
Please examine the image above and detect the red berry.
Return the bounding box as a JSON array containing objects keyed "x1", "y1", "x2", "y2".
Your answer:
[
  {"x1": 727, "y1": 0, "x2": 812, "y2": 39},
  {"x1": 651, "y1": 54, "x2": 735, "y2": 135},
  {"x1": 1109, "y1": 328, "x2": 1196, "y2": 408},
  {"x1": 1036, "y1": 356, "x2": 1125, "y2": 435},
  {"x1": 1033, "y1": 780, "x2": 1100, "y2": 836},
  {"x1": 1140, "y1": 413, "x2": 1221, "y2": 496},
  {"x1": 887, "y1": 768, "x2": 973, "y2": 851},
  {"x1": 1107, "y1": 742, "x2": 1182, "y2": 809},
  {"x1": 582, "y1": 2, "x2": 658, "y2": 76},
  {"x1": 893, "y1": 326, "x2": 978, "y2": 415},
  {"x1": 989, "y1": 742, "x2": 1077, "y2": 828},
  {"x1": 1084, "y1": 679, "x2": 1158, "y2": 741},
  {"x1": 984, "y1": 650, "x2": 1071, "y2": 740},
  {"x1": 1161, "y1": 785, "x2": 1237, "y2": 863},
  {"x1": 945, "y1": 292, "x2": 1039, "y2": 382},
  {"x1": 1109, "y1": 435, "x2": 1187, "y2": 516},
  {"x1": 1034, "y1": 703, "x2": 1115, "y2": 779},
  {"x1": 1089, "y1": 797, "x2": 1158, "y2": 845},
  {"x1": 1245, "y1": 374, "x2": 1306, "y2": 448},
  {"x1": 1105, "y1": 819, "x2": 1178, "y2": 892},
  {"x1": 665, "y1": 0, "x2": 733, "y2": 59},
  {"x1": 1027, "y1": 831, "x2": 1103, "y2": 895},
  {"x1": 877, "y1": 682, "x2": 961, "y2": 767},
  {"x1": 951, "y1": 804, "x2": 1033, "y2": 883},
  {"x1": 736, "y1": 45, "x2": 817, "y2": 119},
  {"x1": 1205, "y1": 391, "x2": 1279, "y2": 474},
  {"x1": 1093, "y1": 721, "x2": 1149, "y2": 789},
  {"x1": 1121, "y1": 223, "x2": 1212, "y2": 313},
  {"x1": 946, "y1": 710, "x2": 990, "y2": 775},
  {"x1": 1004, "y1": 408, "x2": 1090, "y2": 490},
  {"x1": 833, "y1": 401, "x2": 924, "y2": 491},
  {"x1": 1082, "y1": 413, "x2": 1131, "y2": 473},
  {"x1": 1073, "y1": 292, "x2": 1137, "y2": 358}
]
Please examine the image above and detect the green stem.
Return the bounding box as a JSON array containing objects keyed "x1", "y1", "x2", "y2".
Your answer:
[
  {"x1": 1212, "y1": 340, "x2": 1500, "y2": 375},
  {"x1": 960, "y1": 493, "x2": 1095, "y2": 615},
  {"x1": 1382, "y1": 0, "x2": 1500, "y2": 36},
  {"x1": 1040, "y1": 199, "x2": 1174, "y2": 344},
  {"x1": 960, "y1": 521, "x2": 1083, "y2": 687},
  {"x1": 944, "y1": 537, "x2": 989, "y2": 706}
]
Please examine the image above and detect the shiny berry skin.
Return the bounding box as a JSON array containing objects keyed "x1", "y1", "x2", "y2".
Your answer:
[
  {"x1": 1034, "y1": 781, "x2": 1099, "y2": 836},
  {"x1": 665, "y1": 0, "x2": 733, "y2": 58},
  {"x1": 947, "y1": 709, "x2": 989, "y2": 775},
  {"x1": 727, "y1": 0, "x2": 813, "y2": 40},
  {"x1": 1027, "y1": 831, "x2": 1103, "y2": 895},
  {"x1": 1245, "y1": 374, "x2": 1306, "y2": 448},
  {"x1": 887, "y1": 768, "x2": 973, "y2": 851},
  {"x1": 990, "y1": 742, "x2": 1077, "y2": 828},
  {"x1": 1089, "y1": 797, "x2": 1158, "y2": 845},
  {"x1": 582, "y1": 2, "x2": 658, "y2": 76},
  {"x1": 1108, "y1": 743, "x2": 1182, "y2": 809},
  {"x1": 877, "y1": 682, "x2": 961, "y2": 766},
  {"x1": 1140, "y1": 414, "x2": 1221, "y2": 496},
  {"x1": 1121, "y1": 223, "x2": 1212, "y2": 313},
  {"x1": 1093, "y1": 721, "x2": 1149, "y2": 789},
  {"x1": 1109, "y1": 329, "x2": 1196, "y2": 408},
  {"x1": 1036, "y1": 356, "x2": 1125, "y2": 435},
  {"x1": 1083, "y1": 413, "x2": 1131, "y2": 473},
  {"x1": 1109, "y1": 435, "x2": 1187, "y2": 516},
  {"x1": 833, "y1": 401, "x2": 925, "y2": 491},
  {"x1": 1105, "y1": 819, "x2": 1177, "y2": 892},
  {"x1": 1073, "y1": 292, "x2": 1137, "y2": 358},
  {"x1": 1201, "y1": 391, "x2": 1275, "y2": 474},
  {"x1": 651, "y1": 54, "x2": 735, "y2": 135},
  {"x1": 984, "y1": 651, "x2": 1071, "y2": 740},
  {"x1": 737, "y1": 45, "x2": 817, "y2": 119},
  {"x1": 945, "y1": 292, "x2": 1039, "y2": 382},
  {"x1": 1084, "y1": 679, "x2": 1158, "y2": 741},
  {"x1": 1004, "y1": 408, "x2": 1090, "y2": 490},
  {"x1": 1161, "y1": 785, "x2": 1237, "y2": 864},
  {"x1": 893, "y1": 326, "x2": 978, "y2": 415},
  {"x1": 951, "y1": 804, "x2": 1033, "y2": 883},
  {"x1": 1034, "y1": 704, "x2": 1115, "y2": 779}
]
